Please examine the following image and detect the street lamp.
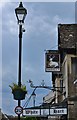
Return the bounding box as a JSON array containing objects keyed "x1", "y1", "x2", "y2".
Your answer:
[
  {"x1": 15, "y1": 2, "x2": 27, "y2": 24},
  {"x1": 32, "y1": 91, "x2": 36, "y2": 107},
  {"x1": 15, "y1": 2, "x2": 27, "y2": 120}
]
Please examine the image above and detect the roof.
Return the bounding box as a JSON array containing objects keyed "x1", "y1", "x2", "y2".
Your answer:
[{"x1": 43, "y1": 91, "x2": 55, "y2": 103}]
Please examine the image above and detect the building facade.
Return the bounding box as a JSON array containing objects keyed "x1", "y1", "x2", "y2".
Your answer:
[{"x1": 44, "y1": 24, "x2": 77, "y2": 120}]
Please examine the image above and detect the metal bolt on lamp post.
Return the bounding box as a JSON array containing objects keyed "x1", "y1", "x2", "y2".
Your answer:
[{"x1": 15, "y1": 2, "x2": 27, "y2": 120}]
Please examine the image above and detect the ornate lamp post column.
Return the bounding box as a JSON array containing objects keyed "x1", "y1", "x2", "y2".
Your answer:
[{"x1": 15, "y1": 2, "x2": 27, "y2": 120}]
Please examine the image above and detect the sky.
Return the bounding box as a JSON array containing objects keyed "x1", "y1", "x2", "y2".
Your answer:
[{"x1": 0, "y1": 0, "x2": 75, "y2": 116}]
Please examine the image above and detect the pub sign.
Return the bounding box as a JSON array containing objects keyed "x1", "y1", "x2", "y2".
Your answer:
[{"x1": 45, "y1": 50, "x2": 60, "y2": 72}]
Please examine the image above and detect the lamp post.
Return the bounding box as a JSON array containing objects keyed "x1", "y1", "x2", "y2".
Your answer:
[
  {"x1": 32, "y1": 91, "x2": 36, "y2": 107},
  {"x1": 15, "y1": 2, "x2": 27, "y2": 120}
]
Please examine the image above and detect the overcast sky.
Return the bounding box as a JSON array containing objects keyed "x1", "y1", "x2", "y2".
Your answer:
[{"x1": 1, "y1": 1, "x2": 75, "y2": 115}]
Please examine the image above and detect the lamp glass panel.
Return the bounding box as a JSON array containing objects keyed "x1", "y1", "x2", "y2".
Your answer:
[{"x1": 17, "y1": 14, "x2": 24, "y2": 21}]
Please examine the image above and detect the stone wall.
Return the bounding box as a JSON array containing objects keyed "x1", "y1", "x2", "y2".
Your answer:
[{"x1": 58, "y1": 24, "x2": 77, "y2": 49}]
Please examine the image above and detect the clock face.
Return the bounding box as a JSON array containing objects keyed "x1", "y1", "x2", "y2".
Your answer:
[{"x1": 58, "y1": 24, "x2": 77, "y2": 49}]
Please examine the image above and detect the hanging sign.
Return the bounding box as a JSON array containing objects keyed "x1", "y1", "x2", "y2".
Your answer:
[
  {"x1": 23, "y1": 108, "x2": 67, "y2": 116},
  {"x1": 45, "y1": 50, "x2": 60, "y2": 72},
  {"x1": 23, "y1": 109, "x2": 40, "y2": 116}
]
